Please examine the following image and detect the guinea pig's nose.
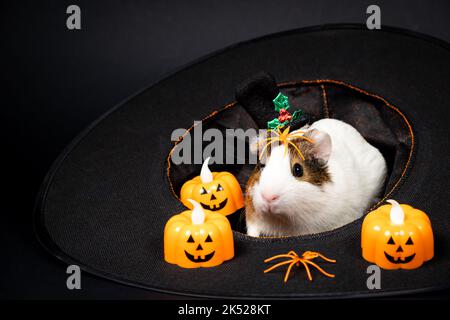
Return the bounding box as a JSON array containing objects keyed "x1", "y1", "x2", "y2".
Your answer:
[{"x1": 262, "y1": 191, "x2": 279, "y2": 203}]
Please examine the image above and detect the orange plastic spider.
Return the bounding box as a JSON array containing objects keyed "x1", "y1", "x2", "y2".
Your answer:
[{"x1": 264, "y1": 250, "x2": 336, "y2": 282}]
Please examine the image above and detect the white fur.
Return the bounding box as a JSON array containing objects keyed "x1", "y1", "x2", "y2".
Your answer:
[{"x1": 247, "y1": 118, "x2": 387, "y2": 237}]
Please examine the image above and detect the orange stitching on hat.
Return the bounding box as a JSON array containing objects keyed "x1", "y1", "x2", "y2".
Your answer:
[{"x1": 320, "y1": 84, "x2": 330, "y2": 118}]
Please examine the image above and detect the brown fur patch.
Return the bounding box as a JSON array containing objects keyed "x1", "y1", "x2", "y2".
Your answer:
[{"x1": 288, "y1": 137, "x2": 331, "y2": 186}]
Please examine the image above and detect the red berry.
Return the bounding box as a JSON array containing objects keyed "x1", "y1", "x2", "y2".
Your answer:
[{"x1": 278, "y1": 109, "x2": 292, "y2": 122}]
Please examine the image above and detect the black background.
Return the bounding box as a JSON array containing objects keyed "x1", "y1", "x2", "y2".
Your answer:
[{"x1": 2, "y1": 0, "x2": 450, "y2": 299}]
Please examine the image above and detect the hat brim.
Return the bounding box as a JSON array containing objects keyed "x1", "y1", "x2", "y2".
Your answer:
[{"x1": 35, "y1": 24, "x2": 450, "y2": 298}]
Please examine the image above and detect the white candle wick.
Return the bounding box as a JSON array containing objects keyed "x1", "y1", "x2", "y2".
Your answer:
[
  {"x1": 387, "y1": 199, "x2": 405, "y2": 225},
  {"x1": 188, "y1": 199, "x2": 205, "y2": 225},
  {"x1": 200, "y1": 157, "x2": 213, "y2": 184}
]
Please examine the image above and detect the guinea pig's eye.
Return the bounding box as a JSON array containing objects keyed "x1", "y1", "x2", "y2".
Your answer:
[
  {"x1": 259, "y1": 163, "x2": 265, "y2": 169},
  {"x1": 292, "y1": 163, "x2": 303, "y2": 177}
]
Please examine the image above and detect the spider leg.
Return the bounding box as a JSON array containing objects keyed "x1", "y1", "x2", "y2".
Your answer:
[
  {"x1": 267, "y1": 129, "x2": 279, "y2": 136},
  {"x1": 259, "y1": 138, "x2": 281, "y2": 160},
  {"x1": 316, "y1": 253, "x2": 337, "y2": 263},
  {"x1": 288, "y1": 132, "x2": 315, "y2": 143},
  {"x1": 287, "y1": 140, "x2": 305, "y2": 161},
  {"x1": 303, "y1": 260, "x2": 335, "y2": 278},
  {"x1": 263, "y1": 259, "x2": 294, "y2": 274},
  {"x1": 297, "y1": 259, "x2": 313, "y2": 281},
  {"x1": 283, "y1": 260, "x2": 298, "y2": 283},
  {"x1": 264, "y1": 254, "x2": 296, "y2": 263}
]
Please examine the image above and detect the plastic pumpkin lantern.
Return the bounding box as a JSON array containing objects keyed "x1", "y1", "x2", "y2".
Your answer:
[
  {"x1": 180, "y1": 157, "x2": 244, "y2": 216},
  {"x1": 164, "y1": 199, "x2": 234, "y2": 268},
  {"x1": 361, "y1": 199, "x2": 434, "y2": 270}
]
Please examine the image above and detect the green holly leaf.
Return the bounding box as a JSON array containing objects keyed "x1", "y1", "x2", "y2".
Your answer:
[
  {"x1": 267, "y1": 118, "x2": 290, "y2": 130},
  {"x1": 272, "y1": 93, "x2": 290, "y2": 112},
  {"x1": 267, "y1": 118, "x2": 281, "y2": 129},
  {"x1": 291, "y1": 109, "x2": 303, "y2": 121}
]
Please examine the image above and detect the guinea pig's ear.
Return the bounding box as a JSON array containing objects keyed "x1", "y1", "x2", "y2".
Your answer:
[{"x1": 305, "y1": 129, "x2": 332, "y2": 163}]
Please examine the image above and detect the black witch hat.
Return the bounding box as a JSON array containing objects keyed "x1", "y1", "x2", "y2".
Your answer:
[{"x1": 34, "y1": 25, "x2": 450, "y2": 298}]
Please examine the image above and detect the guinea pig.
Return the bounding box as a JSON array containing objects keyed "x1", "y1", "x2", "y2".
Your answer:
[{"x1": 245, "y1": 118, "x2": 387, "y2": 237}]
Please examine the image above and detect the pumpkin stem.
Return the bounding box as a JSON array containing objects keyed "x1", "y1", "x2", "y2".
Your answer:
[
  {"x1": 387, "y1": 199, "x2": 405, "y2": 225},
  {"x1": 188, "y1": 199, "x2": 205, "y2": 225},
  {"x1": 200, "y1": 157, "x2": 213, "y2": 184}
]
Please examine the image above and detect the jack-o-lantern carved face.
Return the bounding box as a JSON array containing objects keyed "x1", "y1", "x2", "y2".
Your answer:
[
  {"x1": 180, "y1": 158, "x2": 244, "y2": 216},
  {"x1": 164, "y1": 200, "x2": 234, "y2": 268},
  {"x1": 383, "y1": 234, "x2": 416, "y2": 265},
  {"x1": 197, "y1": 182, "x2": 228, "y2": 212},
  {"x1": 184, "y1": 232, "x2": 216, "y2": 263},
  {"x1": 362, "y1": 200, "x2": 434, "y2": 270}
]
